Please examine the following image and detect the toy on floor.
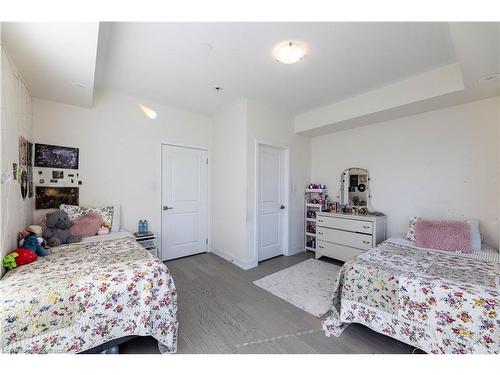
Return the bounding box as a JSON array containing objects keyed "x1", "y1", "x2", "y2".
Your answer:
[
  {"x1": 2, "y1": 249, "x2": 37, "y2": 271},
  {"x1": 42, "y1": 210, "x2": 82, "y2": 247}
]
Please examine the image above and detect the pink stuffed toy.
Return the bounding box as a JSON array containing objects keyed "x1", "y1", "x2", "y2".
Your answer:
[{"x1": 69, "y1": 213, "x2": 103, "y2": 238}]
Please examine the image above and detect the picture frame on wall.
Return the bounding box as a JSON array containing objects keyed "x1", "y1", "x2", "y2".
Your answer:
[
  {"x1": 35, "y1": 186, "x2": 79, "y2": 209},
  {"x1": 34, "y1": 143, "x2": 79, "y2": 169}
]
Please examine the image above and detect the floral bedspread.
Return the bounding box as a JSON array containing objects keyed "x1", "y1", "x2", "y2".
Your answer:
[
  {"x1": 322, "y1": 241, "x2": 499, "y2": 354},
  {"x1": 0, "y1": 237, "x2": 178, "y2": 354}
]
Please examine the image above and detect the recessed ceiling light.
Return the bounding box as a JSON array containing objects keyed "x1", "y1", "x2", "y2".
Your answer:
[
  {"x1": 71, "y1": 82, "x2": 88, "y2": 90},
  {"x1": 479, "y1": 73, "x2": 500, "y2": 82},
  {"x1": 139, "y1": 104, "x2": 157, "y2": 120},
  {"x1": 213, "y1": 86, "x2": 223, "y2": 93},
  {"x1": 273, "y1": 41, "x2": 306, "y2": 64}
]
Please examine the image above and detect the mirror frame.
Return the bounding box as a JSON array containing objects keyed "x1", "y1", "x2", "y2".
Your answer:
[{"x1": 340, "y1": 167, "x2": 370, "y2": 207}]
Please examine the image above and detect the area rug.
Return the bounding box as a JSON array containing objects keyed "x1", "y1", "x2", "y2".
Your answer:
[{"x1": 253, "y1": 258, "x2": 341, "y2": 318}]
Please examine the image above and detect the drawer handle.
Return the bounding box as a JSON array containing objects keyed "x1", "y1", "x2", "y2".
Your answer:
[
  {"x1": 318, "y1": 219, "x2": 323, "y2": 223},
  {"x1": 362, "y1": 225, "x2": 370, "y2": 229},
  {"x1": 319, "y1": 245, "x2": 324, "y2": 249},
  {"x1": 362, "y1": 240, "x2": 370, "y2": 244},
  {"x1": 318, "y1": 232, "x2": 323, "y2": 235}
]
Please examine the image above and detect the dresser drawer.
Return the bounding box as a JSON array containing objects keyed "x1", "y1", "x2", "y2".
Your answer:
[
  {"x1": 317, "y1": 240, "x2": 364, "y2": 262},
  {"x1": 317, "y1": 227, "x2": 373, "y2": 250},
  {"x1": 316, "y1": 215, "x2": 373, "y2": 234}
]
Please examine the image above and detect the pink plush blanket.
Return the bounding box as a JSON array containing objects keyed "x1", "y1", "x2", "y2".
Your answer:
[{"x1": 415, "y1": 220, "x2": 471, "y2": 253}]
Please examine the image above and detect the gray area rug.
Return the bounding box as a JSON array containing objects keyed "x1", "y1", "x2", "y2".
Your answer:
[{"x1": 253, "y1": 258, "x2": 341, "y2": 318}]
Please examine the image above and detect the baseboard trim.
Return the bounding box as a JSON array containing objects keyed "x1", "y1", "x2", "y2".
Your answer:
[
  {"x1": 209, "y1": 248, "x2": 258, "y2": 270},
  {"x1": 286, "y1": 246, "x2": 305, "y2": 256}
]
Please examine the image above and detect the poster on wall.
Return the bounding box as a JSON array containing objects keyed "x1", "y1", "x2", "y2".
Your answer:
[
  {"x1": 18, "y1": 136, "x2": 28, "y2": 167},
  {"x1": 18, "y1": 136, "x2": 29, "y2": 200},
  {"x1": 35, "y1": 186, "x2": 79, "y2": 209},
  {"x1": 34, "y1": 143, "x2": 79, "y2": 169},
  {"x1": 27, "y1": 141, "x2": 33, "y2": 197}
]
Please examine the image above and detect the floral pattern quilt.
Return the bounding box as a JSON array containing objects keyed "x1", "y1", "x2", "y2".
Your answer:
[
  {"x1": 322, "y1": 241, "x2": 499, "y2": 354},
  {"x1": 1, "y1": 238, "x2": 178, "y2": 354}
]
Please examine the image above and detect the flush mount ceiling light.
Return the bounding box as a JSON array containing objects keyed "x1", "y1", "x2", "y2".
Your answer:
[
  {"x1": 139, "y1": 104, "x2": 158, "y2": 120},
  {"x1": 273, "y1": 41, "x2": 306, "y2": 64},
  {"x1": 479, "y1": 73, "x2": 500, "y2": 82}
]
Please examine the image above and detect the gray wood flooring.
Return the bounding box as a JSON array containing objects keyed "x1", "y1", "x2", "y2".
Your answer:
[{"x1": 119, "y1": 251, "x2": 414, "y2": 354}]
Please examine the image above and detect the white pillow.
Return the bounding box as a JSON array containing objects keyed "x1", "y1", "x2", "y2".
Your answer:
[
  {"x1": 406, "y1": 217, "x2": 423, "y2": 242},
  {"x1": 111, "y1": 205, "x2": 121, "y2": 232},
  {"x1": 60, "y1": 204, "x2": 114, "y2": 228},
  {"x1": 466, "y1": 219, "x2": 481, "y2": 252}
]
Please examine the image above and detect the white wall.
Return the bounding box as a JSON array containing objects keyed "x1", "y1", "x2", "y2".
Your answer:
[
  {"x1": 32, "y1": 90, "x2": 212, "y2": 256},
  {"x1": 311, "y1": 96, "x2": 500, "y2": 248},
  {"x1": 210, "y1": 100, "x2": 249, "y2": 266},
  {"x1": 246, "y1": 100, "x2": 310, "y2": 263},
  {"x1": 210, "y1": 99, "x2": 311, "y2": 269},
  {"x1": 0, "y1": 46, "x2": 33, "y2": 266}
]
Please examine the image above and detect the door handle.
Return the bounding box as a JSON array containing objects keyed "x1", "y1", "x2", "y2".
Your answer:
[
  {"x1": 163, "y1": 206, "x2": 174, "y2": 211},
  {"x1": 280, "y1": 205, "x2": 285, "y2": 209}
]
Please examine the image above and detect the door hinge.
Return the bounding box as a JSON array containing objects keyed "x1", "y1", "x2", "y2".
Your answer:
[
  {"x1": 206, "y1": 158, "x2": 208, "y2": 165},
  {"x1": 206, "y1": 238, "x2": 208, "y2": 245}
]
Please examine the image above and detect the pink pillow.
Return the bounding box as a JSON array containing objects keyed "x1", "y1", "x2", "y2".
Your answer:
[
  {"x1": 70, "y1": 213, "x2": 103, "y2": 238},
  {"x1": 415, "y1": 220, "x2": 471, "y2": 253}
]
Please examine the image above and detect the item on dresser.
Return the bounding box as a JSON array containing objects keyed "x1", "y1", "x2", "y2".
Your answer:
[
  {"x1": 316, "y1": 212, "x2": 386, "y2": 262},
  {"x1": 340, "y1": 168, "x2": 370, "y2": 208},
  {"x1": 138, "y1": 219, "x2": 149, "y2": 234}
]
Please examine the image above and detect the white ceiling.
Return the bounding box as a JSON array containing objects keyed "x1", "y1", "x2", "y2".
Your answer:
[
  {"x1": 96, "y1": 22, "x2": 457, "y2": 115},
  {"x1": 2, "y1": 22, "x2": 498, "y2": 128},
  {"x1": 2, "y1": 22, "x2": 100, "y2": 107}
]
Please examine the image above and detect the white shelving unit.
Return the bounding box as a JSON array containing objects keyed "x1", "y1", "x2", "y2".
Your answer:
[{"x1": 304, "y1": 188, "x2": 327, "y2": 252}]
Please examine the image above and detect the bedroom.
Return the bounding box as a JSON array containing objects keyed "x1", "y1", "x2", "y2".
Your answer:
[{"x1": 0, "y1": 0, "x2": 499, "y2": 370}]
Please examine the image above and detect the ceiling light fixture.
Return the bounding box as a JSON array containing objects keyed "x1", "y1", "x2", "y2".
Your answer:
[
  {"x1": 213, "y1": 86, "x2": 223, "y2": 93},
  {"x1": 479, "y1": 73, "x2": 500, "y2": 83},
  {"x1": 139, "y1": 104, "x2": 158, "y2": 120},
  {"x1": 273, "y1": 41, "x2": 306, "y2": 64}
]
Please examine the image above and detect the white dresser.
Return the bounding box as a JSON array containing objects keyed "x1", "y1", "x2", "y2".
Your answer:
[{"x1": 316, "y1": 212, "x2": 386, "y2": 262}]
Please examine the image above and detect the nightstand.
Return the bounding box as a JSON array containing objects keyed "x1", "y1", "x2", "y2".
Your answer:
[{"x1": 133, "y1": 232, "x2": 158, "y2": 258}]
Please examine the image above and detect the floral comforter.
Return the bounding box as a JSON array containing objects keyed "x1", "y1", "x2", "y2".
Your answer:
[
  {"x1": 0, "y1": 237, "x2": 178, "y2": 354},
  {"x1": 322, "y1": 240, "x2": 499, "y2": 354}
]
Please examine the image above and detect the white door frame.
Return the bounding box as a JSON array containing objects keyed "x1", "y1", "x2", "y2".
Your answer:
[
  {"x1": 159, "y1": 142, "x2": 210, "y2": 261},
  {"x1": 254, "y1": 140, "x2": 290, "y2": 265}
]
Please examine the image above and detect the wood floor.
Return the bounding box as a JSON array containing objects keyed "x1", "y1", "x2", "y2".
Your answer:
[{"x1": 119, "y1": 251, "x2": 414, "y2": 354}]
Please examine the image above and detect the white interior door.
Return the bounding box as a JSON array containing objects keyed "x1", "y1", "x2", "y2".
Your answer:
[
  {"x1": 162, "y1": 145, "x2": 208, "y2": 260},
  {"x1": 258, "y1": 144, "x2": 285, "y2": 261}
]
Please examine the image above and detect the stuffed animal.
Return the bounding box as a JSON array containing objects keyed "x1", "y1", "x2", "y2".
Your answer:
[
  {"x1": 23, "y1": 234, "x2": 48, "y2": 256},
  {"x1": 42, "y1": 210, "x2": 82, "y2": 247},
  {"x1": 2, "y1": 249, "x2": 37, "y2": 271}
]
